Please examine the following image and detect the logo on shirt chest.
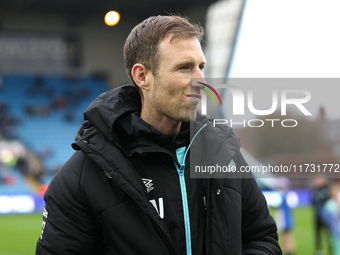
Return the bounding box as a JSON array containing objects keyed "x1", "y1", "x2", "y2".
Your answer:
[
  {"x1": 142, "y1": 178, "x2": 154, "y2": 193},
  {"x1": 141, "y1": 178, "x2": 164, "y2": 219},
  {"x1": 149, "y1": 197, "x2": 164, "y2": 219}
]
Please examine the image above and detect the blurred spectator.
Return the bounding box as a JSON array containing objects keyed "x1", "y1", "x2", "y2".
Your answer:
[
  {"x1": 52, "y1": 97, "x2": 68, "y2": 109},
  {"x1": 0, "y1": 162, "x2": 15, "y2": 186},
  {"x1": 15, "y1": 150, "x2": 45, "y2": 181},
  {"x1": 27, "y1": 74, "x2": 53, "y2": 97},
  {"x1": 74, "y1": 88, "x2": 89, "y2": 99},
  {"x1": 0, "y1": 69, "x2": 3, "y2": 90},
  {"x1": 26, "y1": 150, "x2": 45, "y2": 181},
  {"x1": 312, "y1": 178, "x2": 331, "y2": 255},
  {"x1": 61, "y1": 88, "x2": 89, "y2": 107},
  {"x1": 25, "y1": 105, "x2": 52, "y2": 117},
  {"x1": 72, "y1": 88, "x2": 89, "y2": 106},
  {"x1": 16, "y1": 157, "x2": 29, "y2": 175},
  {"x1": 321, "y1": 183, "x2": 340, "y2": 255},
  {"x1": 64, "y1": 112, "x2": 75, "y2": 122},
  {"x1": 39, "y1": 147, "x2": 53, "y2": 161},
  {"x1": 0, "y1": 103, "x2": 21, "y2": 138},
  {"x1": 0, "y1": 162, "x2": 3, "y2": 183},
  {"x1": 276, "y1": 177, "x2": 296, "y2": 255}
]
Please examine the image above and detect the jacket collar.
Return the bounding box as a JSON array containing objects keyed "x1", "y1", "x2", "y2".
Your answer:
[
  {"x1": 76, "y1": 84, "x2": 241, "y2": 169},
  {"x1": 81, "y1": 84, "x2": 190, "y2": 158},
  {"x1": 83, "y1": 84, "x2": 141, "y2": 142}
]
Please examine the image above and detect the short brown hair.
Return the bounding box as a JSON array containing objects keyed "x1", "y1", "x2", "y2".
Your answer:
[{"x1": 123, "y1": 15, "x2": 204, "y2": 90}]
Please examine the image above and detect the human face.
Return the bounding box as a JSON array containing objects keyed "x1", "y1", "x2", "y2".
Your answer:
[{"x1": 146, "y1": 35, "x2": 206, "y2": 123}]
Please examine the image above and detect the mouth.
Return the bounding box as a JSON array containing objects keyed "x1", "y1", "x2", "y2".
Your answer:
[
  {"x1": 188, "y1": 94, "x2": 201, "y2": 100},
  {"x1": 188, "y1": 94, "x2": 201, "y2": 107}
]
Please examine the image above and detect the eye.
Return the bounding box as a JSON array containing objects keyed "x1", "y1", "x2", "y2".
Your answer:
[
  {"x1": 179, "y1": 65, "x2": 190, "y2": 70},
  {"x1": 199, "y1": 64, "x2": 205, "y2": 71}
]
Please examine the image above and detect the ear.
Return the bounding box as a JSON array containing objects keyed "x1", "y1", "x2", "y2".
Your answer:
[{"x1": 131, "y1": 63, "x2": 152, "y2": 92}]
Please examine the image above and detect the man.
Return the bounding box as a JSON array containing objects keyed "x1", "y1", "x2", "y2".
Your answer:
[{"x1": 36, "y1": 15, "x2": 281, "y2": 254}]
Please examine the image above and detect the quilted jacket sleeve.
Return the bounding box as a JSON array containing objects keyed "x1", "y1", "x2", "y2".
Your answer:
[
  {"x1": 36, "y1": 151, "x2": 101, "y2": 255},
  {"x1": 236, "y1": 152, "x2": 282, "y2": 255}
]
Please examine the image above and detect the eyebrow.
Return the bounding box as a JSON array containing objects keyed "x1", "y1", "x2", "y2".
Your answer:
[{"x1": 175, "y1": 58, "x2": 207, "y2": 67}]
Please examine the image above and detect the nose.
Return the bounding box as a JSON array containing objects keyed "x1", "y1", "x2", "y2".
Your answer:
[
  {"x1": 193, "y1": 66, "x2": 204, "y2": 79},
  {"x1": 191, "y1": 67, "x2": 205, "y2": 89}
]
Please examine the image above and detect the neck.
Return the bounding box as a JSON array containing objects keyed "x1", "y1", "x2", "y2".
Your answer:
[{"x1": 140, "y1": 108, "x2": 181, "y2": 135}]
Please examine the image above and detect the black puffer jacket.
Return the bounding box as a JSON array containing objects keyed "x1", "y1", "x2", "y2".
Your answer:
[{"x1": 36, "y1": 85, "x2": 281, "y2": 255}]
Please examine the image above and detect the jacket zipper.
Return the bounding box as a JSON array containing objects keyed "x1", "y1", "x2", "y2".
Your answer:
[
  {"x1": 173, "y1": 123, "x2": 207, "y2": 255},
  {"x1": 174, "y1": 161, "x2": 192, "y2": 255}
]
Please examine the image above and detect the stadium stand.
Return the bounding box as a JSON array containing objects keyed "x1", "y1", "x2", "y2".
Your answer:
[
  {"x1": 0, "y1": 73, "x2": 109, "y2": 189},
  {"x1": 0, "y1": 167, "x2": 31, "y2": 194}
]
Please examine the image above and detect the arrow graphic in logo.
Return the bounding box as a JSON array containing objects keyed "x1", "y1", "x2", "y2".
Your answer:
[{"x1": 197, "y1": 82, "x2": 223, "y2": 106}]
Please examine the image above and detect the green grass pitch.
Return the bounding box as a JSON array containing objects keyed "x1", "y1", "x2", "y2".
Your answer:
[
  {"x1": 0, "y1": 207, "x2": 331, "y2": 254},
  {"x1": 0, "y1": 214, "x2": 42, "y2": 255},
  {"x1": 272, "y1": 206, "x2": 331, "y2": 255}
]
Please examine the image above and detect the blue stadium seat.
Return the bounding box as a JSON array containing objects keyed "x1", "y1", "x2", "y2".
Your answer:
[{"x1": 0, "y1": 74, "x2": 109, "y2": 183}]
